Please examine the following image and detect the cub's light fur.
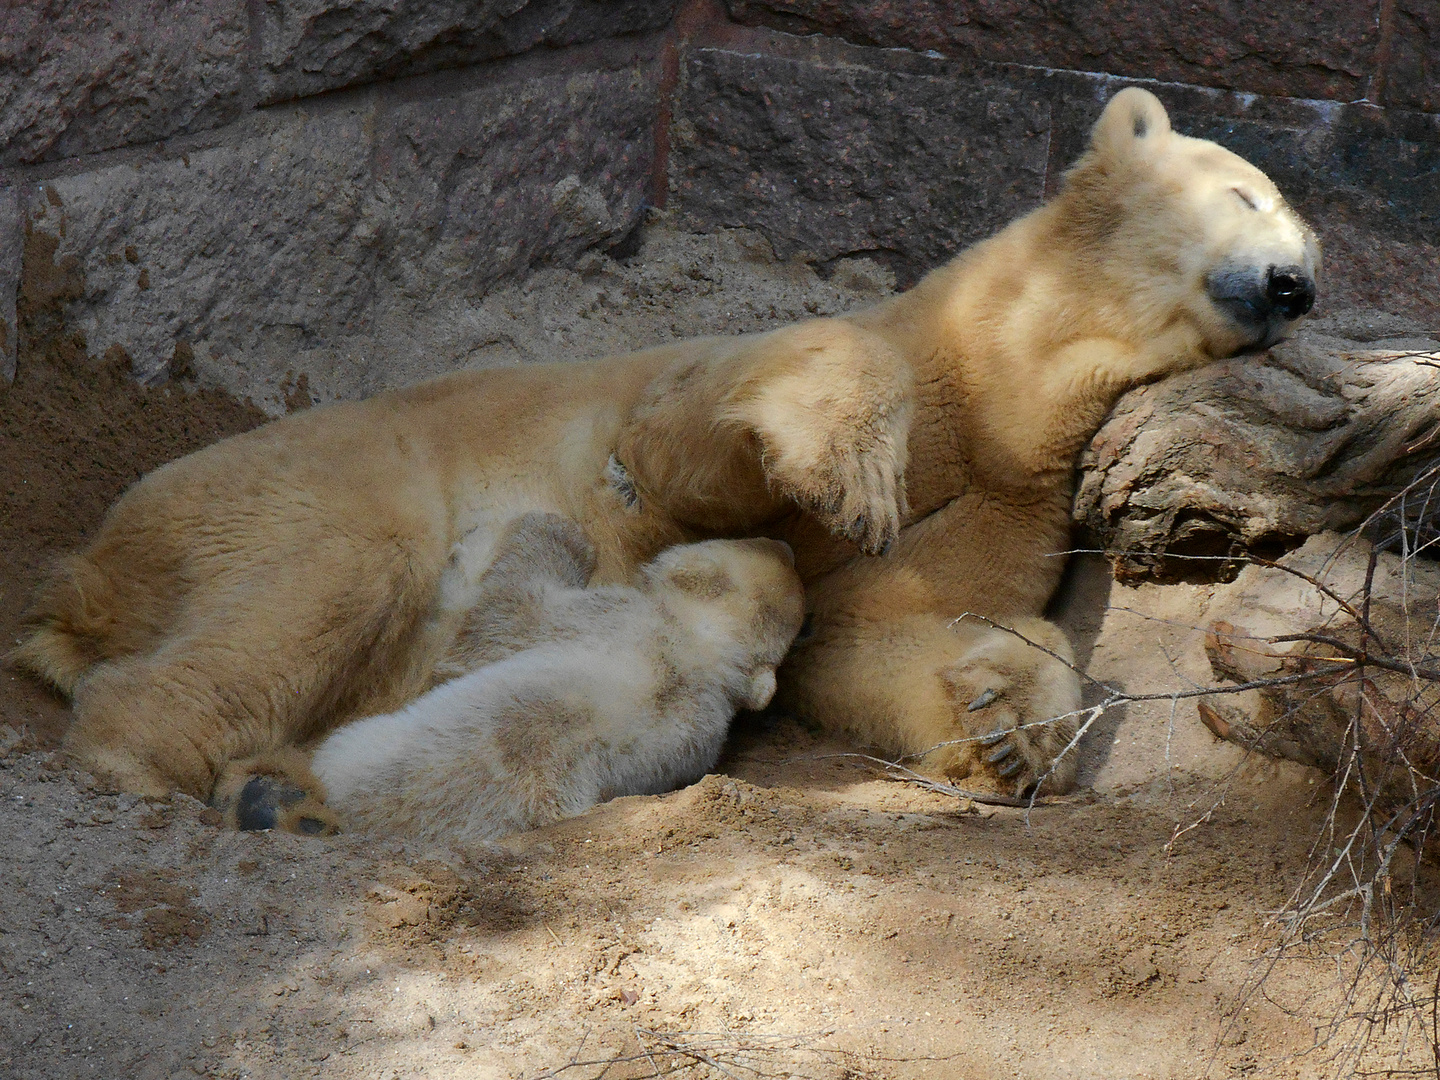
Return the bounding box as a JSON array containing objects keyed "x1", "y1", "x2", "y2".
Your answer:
[
  {"x1": 309, "y1": 514, "x2": 805, "y2": 844},
  {"x1": 16, "y1": 89, "x2": 1318, "y2": 805}
]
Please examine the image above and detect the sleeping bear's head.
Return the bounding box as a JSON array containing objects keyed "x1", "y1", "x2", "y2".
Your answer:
[
  {"x1": 1062, "y1": 87, "x2": 1320, "y2": 361},
  {"x1": 643, "y1": 537, "x2": 806, "y2": 711}
]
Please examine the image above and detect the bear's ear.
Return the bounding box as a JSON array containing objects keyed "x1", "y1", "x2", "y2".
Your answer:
[
  {"x1": 1089, "y1": 87, "x2": 1172, "y2": 164},
  {"x1": 652, "y1": 562, "x2": 732, "y2": 600}
]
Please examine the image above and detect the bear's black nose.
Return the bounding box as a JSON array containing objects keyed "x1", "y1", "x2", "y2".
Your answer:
[{"x1": 1266, "y1": 265, "x2": 1315, "y2": 320}]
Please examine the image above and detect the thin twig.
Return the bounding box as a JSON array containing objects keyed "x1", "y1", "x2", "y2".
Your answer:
[{"x1": 809, "y1": 752, "x2": 1040, "y2": 808}]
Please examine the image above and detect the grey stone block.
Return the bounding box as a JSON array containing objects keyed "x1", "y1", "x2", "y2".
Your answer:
[
  {"x1": 668, "y1": 45, "x2": 1050, "y2": 283},
  {"x1": 726, "y1": 0, "x2": 1383, "y2": 103},
  {"x1": 22, "y1": 61, "x2": 659, "y2": 408},
  {"x1": 375, "y1": 63, "x2": 659, "y2": 303},
  {"x1": 22, "y1": 101, "x2": 378, "y2": 393},
  {"x1": 259, "y1": 0, "x2": 680, "y2": 103},
  {"x1": 1387, "y1": 0, "x2": 1440, "y2": 113},
  {"x1": 0, "y1": 0, "x2": 249, "y2": 166}
]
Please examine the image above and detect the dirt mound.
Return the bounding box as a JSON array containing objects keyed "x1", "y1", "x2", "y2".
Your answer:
[
  {"x1": 1, "y1": 313, "x2": 266, "y2": 742},
  {"x1": 0, "y1": 725, "x2": 1378, "y2": 1080}
]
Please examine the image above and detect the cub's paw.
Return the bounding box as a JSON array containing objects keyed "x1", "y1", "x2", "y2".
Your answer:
[
  {"x1": 921, "y1": 640, "x2": 1082, "y2": 797},
  {"x1": 210, "y1": 750, "x2": 339, "y2": 836}
]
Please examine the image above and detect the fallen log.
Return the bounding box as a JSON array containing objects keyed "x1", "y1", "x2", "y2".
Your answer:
[{"x1": 1075, "y1": 321, "x2": 1440, "y2": 582}]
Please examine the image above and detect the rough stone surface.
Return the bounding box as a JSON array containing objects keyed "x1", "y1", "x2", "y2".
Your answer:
[
  {"x1": 1073, "y1": 326, "x2": 1440, "y2": 582},
  {"x1": 726, "y1": 0, "x2": 1382, "y2": 103},
  {"x1": 1387, "y1": 0, "x2": 1440, "y2": 113},
  {"x1": 0, "y1": 0, "x2": 249, "y2": 166},
  {"x1": 0, "y1": 187, "x2": 17, "y2": 382},
  {"x1": 22, "y1": 61, "x2": 659, "y2": 408},
  {"x1": 373, "y1": 63, "x2": 658, "y2": 313},
  {"x1": 259, "y1": 0, "x2": 680, "y2": 103},
  {"x1": 669, "y1": 44, "x2": 1050, "y2": 283}
]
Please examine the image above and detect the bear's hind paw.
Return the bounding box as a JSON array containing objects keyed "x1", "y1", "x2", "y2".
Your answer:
[
  {"x1": 932, "y1": 657, "x2": 1082, "y2": 797},
  {"x1": 228, "y1": 775, "x2": 340, "y2": 836},
  {"x1": 210, "y1": 749, "x2": 340, "y2": 837}
]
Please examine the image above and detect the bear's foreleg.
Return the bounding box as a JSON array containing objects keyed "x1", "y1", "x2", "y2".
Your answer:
[
  {"x1": 618, "y1": 320, "x2": 913, "y2": 554},
  {"x1": 778, "y1": 612, "x2": 1082, "y2": 795}
]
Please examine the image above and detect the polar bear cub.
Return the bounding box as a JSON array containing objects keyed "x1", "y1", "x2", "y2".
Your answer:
[{"x1": 309, "y1": 513, "x2": 805, "y2": 845}]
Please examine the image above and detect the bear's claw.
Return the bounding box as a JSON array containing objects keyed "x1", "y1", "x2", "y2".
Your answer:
[{"x1": 968, "y1": 688, "x2": 1001, "y2": 713}]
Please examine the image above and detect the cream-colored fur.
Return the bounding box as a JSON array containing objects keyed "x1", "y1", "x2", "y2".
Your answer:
[
  {"x1": 15, "y1": 89, "x2": 1318, "y2": 803},
  {"x1": 306, "y1": 514, "x2": 803, "y2": 844}
]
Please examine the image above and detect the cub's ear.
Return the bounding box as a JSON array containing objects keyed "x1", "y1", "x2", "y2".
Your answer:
[
  {"x1": 738, "y1": 668, "x2": 778, "y2": 711},
  {"x1": 1090, "y1": 87, "x2": 1172, "y2": 164},
  {"x1": 647, "y1": 558, "x2": 732, "y2": 600}
]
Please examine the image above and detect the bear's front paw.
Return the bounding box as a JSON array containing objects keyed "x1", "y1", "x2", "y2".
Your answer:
[
  {"x1": 765, "y1": 432, "x2": 908, "y2": 556},
  {"x1": 921, "y1": 652, "x2": 1081, "y2": 797},
  {"x1": 737, "y1": 321, "x2": 913, "y2": 555}
]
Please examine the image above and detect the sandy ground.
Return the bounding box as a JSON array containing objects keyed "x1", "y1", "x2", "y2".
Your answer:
[{"x1": 2, "y1": 220, "x2": 1435, "y2": 1079}]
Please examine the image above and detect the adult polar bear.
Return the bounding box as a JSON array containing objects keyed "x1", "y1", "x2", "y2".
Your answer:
[{"x1": 16, "y1": 89, "x2": 1317, "y2": 805}]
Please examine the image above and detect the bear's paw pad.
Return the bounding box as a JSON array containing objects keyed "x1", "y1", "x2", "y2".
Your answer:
[{"x1": 235, "y1": 775, "x2": 338, "y2": 836}]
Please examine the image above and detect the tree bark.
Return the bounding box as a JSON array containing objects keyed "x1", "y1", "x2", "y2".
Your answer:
[{"x1": 1074, "y1": 324, "x2": 1440, "y2": 582}]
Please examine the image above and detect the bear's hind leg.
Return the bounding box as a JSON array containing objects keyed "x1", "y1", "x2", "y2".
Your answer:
[
  {"x1": 778, "y1": 612, "x2": 1083, "y2": 796},
  {"x1": 65, "y1": 637, "x2": 316, "y2": 800},
  {"x1": 66, "y1": 547, "x2": 437, "y2": 807}
]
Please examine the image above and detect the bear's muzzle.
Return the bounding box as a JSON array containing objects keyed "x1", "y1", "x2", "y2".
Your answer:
[{"x1": 1206, "y1": 261, "x2": 1317, "y2": 351}]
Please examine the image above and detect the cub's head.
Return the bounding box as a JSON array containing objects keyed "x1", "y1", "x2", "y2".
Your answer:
[
  {"x1": 1061, "y1": 87, "x2": 1320, "y2": 360},
  {"x1": 642, "y1": 538, "x2": 806, "y2": 711}
]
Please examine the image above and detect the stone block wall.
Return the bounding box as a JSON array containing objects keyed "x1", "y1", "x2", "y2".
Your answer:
[
  {"x1": 0, "y1": 2, "x2": 676, "y2": 401},
  {"x1": 1, "y1": 0, "x2": 1434, "y2": 407},
  {"x1": 726, "y1": 0, "x2": 1403, "y2": 105}
]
